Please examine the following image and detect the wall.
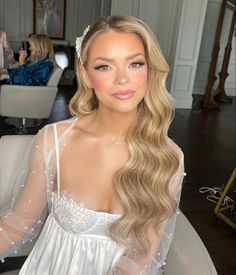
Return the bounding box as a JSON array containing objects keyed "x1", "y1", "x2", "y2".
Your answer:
[
  {"x1": 194, "y1": 0, "x2": 236, "y2": 96},
  {"x1": 169, "y1": 0, "x2": 208, "y2": 108},
  {"x1": 0, "y1": 0, "x2": 111, "y2": 51}
]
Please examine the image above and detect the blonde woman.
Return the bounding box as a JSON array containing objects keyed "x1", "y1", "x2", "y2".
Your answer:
[
  {"x1": 0, "y1": 34, "x2": 54, "y2": 85},
  {"x1": 0, "y1": 15, "x2": 185, "y2": 274}
]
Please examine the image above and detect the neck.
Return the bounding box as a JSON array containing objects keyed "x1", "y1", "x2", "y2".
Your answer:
[{"x1": 91, "y1": 108, "x2": 137, "y2": 142}]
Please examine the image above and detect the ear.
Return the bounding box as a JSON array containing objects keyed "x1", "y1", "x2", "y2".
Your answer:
[{"x1": 79, "y1": 64, "x2": 93, "y2": 88}]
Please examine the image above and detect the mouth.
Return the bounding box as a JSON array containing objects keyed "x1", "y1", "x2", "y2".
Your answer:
[{"x1": 112, "y1": 90, "x2": 135, "y2": 100}]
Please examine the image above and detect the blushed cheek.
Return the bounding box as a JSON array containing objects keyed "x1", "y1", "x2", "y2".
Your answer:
[
  {"x1": 135, "y1": 70, "x2": 148, "y2": 89},
  {"x1": 90, "y1": 75, "x2": 113, "y2": 91}
]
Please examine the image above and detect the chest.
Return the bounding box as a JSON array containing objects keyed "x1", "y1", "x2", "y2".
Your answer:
[{"x1": 57, "y1": 140, "x2": 129, "y2": 213}]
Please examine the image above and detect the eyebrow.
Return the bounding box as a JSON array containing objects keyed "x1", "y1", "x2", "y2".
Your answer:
[{"x1": 93, "y1": 53, "x2": 145, "y2": 63}]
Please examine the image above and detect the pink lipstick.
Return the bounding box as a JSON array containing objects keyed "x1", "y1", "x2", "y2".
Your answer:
[{"x1": 112, "y1": 90, "x2": 135, "y2": 100}]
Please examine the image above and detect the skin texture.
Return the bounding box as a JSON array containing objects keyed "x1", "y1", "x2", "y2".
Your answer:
[{"x1": 82, "y1": 30, "x2": 148, "y2": 116}]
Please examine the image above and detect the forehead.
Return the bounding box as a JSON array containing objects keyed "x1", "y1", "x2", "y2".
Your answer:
[{"x1": 88, "y1": 30, "x2": 145, "y2": 58}]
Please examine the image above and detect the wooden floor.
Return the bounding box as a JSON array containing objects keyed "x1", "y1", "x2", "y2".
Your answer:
[{"x1": 0, "y1": 85, "x2": 235, "y2": 274}]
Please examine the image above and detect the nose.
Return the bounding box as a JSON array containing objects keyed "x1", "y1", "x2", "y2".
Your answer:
[{"x1": 115, "y1": 69, "x2": 129, "y2": 86}]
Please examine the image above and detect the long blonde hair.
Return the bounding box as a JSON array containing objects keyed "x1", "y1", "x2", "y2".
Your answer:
[
  {"x1": 28, "y1": 34, "x2": 54, "y2": 64},
  {"x1": 69, "y1": 15, "x2": 180, "y2": 255}
]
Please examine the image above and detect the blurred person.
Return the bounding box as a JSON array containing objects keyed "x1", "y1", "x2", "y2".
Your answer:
[
  {"x1": 0, "y1": 33, "x2": 54, "y2": 86},
  {"x1": 0, "y1": 29, "x2": 16, "y2": 69}
]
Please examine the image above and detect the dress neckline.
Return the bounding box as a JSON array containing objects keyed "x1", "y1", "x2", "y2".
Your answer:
[{"x1": 52, "y1": 191, "x2": 122, "y2": 218}]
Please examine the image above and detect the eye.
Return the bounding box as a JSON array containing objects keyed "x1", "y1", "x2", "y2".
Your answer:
[
  {"x1": 130, "y1": 62, "x2": 145, "y2": 68},
  {"x1": 94, "y1": 64, "x2": 111, "y2": 71}
]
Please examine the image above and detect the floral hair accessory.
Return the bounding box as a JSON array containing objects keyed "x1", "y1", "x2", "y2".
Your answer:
[{"x1": 75, "y1": 25, "x2": 90, "y2": 64}]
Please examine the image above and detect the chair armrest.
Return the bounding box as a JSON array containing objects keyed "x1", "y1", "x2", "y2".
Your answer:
[
  {"x1": 0, "y1": 85, "x2": 58, "y2": 118},
  {"x1": 165, "y1": 211, "x2": 217, "y2": 275}
]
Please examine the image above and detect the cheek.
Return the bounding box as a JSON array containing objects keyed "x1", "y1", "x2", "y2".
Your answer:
[
  {"x1": 133, "y1": 69, "x2": 148, "y2": 88},
  {"x1": 89, "y1": 73, "x2": 113, "y2": 91}
]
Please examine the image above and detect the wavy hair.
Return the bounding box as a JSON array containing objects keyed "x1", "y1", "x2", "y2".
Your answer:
[
  {"x1": 28, "y1": 34, "x2": 55, "y2": 64},
  {"x1": 69, "y1": 15, "x2": 180, "y2": 256}
]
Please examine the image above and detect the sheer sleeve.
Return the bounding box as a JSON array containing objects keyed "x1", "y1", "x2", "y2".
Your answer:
[
  {"x1": 114, "y1": 143, "x2": 185, "y2": 275},
  {"x1": 0, "y1": 119, "x2": 77, "y2": 262},
  {"x1": 0, "y1": 126, "x2": 54, "y2": 262}
]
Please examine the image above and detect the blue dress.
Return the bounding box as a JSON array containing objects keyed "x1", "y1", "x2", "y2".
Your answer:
[{"x1": 1, "y1": 57, "x2": 53, "y2": 86}]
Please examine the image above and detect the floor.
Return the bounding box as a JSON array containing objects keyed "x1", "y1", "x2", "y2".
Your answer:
[{"x1": 0, "y1": 85, "x2": 235, "y2": 274}]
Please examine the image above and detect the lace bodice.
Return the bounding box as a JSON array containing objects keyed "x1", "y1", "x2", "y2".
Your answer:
[{"x1": 51, "y1": 192, "x2": 120, "y2": 235}]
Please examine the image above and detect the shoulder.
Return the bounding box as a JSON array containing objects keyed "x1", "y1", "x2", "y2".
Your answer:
[
  {"x1": 41, "y1": 117, "x2": 78, "y2": 138},
  {"x1": 34, "y1": 58, "x2": 52, "y2": 67},
  {"x1": 32, "y1": 118, "x2": 78, "y2": 155}
]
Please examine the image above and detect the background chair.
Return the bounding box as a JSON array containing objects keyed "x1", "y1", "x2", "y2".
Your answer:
[
  {"x1": 0, "y1": 135, "x2": 218, "y2": 275},
  {"x1": 0, "y1": 66, "x2": 63, "y2": 134}
]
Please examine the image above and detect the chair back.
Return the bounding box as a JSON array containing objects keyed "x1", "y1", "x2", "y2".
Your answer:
[
  {"x1": 0, "y1": 66, "x2": 63, "y2": 119},
  {"x1": 47, "y1": 65, "x2": 63, "y2": 86},
  {"x1": 0, "y1": 135, "x2": 34, "y2": 208},
  {"x1": 0, "y1": 135, "x2": 37, "y2": 257}
]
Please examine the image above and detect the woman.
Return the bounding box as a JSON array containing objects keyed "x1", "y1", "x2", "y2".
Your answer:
[
  {"x1": 0, "y1": 15, "x2": 185, "y2": 274},
  {"x1": 0, "y1": 33, "x2": 54, "y2": 86},
  {"x1": 0, "y1": 29, "x2": 15, "y2": 69}
]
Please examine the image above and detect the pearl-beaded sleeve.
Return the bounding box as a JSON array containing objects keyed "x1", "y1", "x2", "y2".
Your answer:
[
  {"x1": 114, "y1": 143, "x2": 185, "y2": 275},
  {"x1": 0, "y1": 125, "x2": 55, "y2": 262}
]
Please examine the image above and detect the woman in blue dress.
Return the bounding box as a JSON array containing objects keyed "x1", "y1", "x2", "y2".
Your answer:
[{"x1": 0, "y1": 34, "x2": 54, "y2": 86}]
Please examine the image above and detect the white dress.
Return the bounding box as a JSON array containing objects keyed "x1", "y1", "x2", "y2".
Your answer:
[
  {"x1": 0, "y1": 118, "x2": 185, "y2": 275},
  {"x1": 19, "y1": 192, "x2": 124, "y2": 275}
]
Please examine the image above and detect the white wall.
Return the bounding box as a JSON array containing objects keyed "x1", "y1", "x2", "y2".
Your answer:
[
  {"x1": 169, "y1": 0, "x2": 208, "y2": 108},
  {"x1": 194, "y1": 0, "x2": 236, "y2": 96}
]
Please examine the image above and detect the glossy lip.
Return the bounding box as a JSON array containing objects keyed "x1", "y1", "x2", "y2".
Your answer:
[{"x1": 112, "y1": 90, "x2": 135, "y2": 100}]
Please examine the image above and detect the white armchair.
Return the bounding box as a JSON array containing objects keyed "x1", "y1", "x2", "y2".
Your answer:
[
  {"x1": 0, "y1": 66, "x2": 63, "y2": 134},
  {"x1": 0, "y1": 135, "x2": 217, "y2": 275}
]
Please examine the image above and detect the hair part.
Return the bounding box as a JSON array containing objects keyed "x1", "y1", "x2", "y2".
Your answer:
[{"x1": 69, "y1": 15, "x2": 180, "y2": 256}]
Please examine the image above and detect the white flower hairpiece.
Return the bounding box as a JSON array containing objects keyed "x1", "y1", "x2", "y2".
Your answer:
[{"x1": 75, "y1": 25, "x2": 90, "y2": 64}]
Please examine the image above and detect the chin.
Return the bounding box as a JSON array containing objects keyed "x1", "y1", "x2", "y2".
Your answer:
[{"x1": 111, "y1": 104, "x2": 139, "y2": 114}]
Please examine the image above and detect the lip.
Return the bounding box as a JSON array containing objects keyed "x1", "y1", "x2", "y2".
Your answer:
[{"x1": 112, "y1": 90, "x2": 135, "y2": 100}]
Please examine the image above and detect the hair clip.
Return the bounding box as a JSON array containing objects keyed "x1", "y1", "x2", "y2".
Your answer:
[{"x1": 75, "y1": 25, "x2": 90, "y2": 64}]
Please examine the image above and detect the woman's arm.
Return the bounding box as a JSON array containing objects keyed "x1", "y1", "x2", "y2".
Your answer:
[{"x1": 0, "y1": 127, "x2": 52, "y2": 261}]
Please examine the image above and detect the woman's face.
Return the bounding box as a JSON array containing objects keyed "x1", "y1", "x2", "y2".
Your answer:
[{"x1": 82, "y1": 30, "x2": 148, "y2": 115}]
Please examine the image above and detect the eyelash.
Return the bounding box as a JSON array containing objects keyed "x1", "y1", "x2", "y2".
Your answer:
[
  {"x1": 130, "y1": 62, "x2": 145, "y2": 68},
  {"x1": 94, "y1": 62, "x2": 145, "y2": 71},
  {"x1": 94, "y1": 65, "x2": 111, "y2": 71}
]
